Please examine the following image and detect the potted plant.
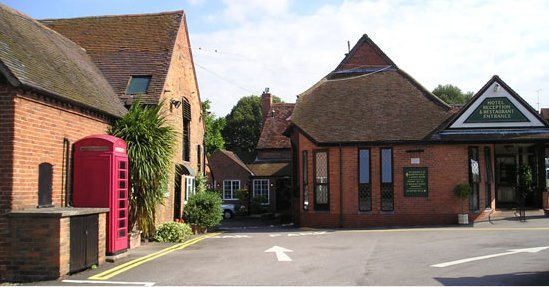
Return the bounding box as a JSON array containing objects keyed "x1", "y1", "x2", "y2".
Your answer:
[{"x1": 454, "y1": 183, "x2": 471, "y2": 224}]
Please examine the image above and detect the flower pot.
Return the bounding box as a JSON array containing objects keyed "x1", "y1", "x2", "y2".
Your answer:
[{"x1": 457, "y1": 213, "x2": 469, "y2": 225}]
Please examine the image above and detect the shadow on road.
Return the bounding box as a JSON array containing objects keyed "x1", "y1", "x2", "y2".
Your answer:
[
  {"x1": 214, "y1": 214, "x2": 296, "y2": 233},
  {"x1": 435, "y1": 271, "x2": 549, "y2": 286}
]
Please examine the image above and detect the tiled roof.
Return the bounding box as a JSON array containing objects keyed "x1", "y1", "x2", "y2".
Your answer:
[
  {"x1": 257, "y1": 103, "x2": 294, "y2": 149},
  {"x1": 42, "y1": 11, "x2": 184, "y2": 105},
  {"x1": 0, "y1": 4, "x2": 126, "y2": 117},
  {"x1": 291, "y1": 34, "x2": 453, "y2": 144},
  {"x1": 248, "y1": 162, "x2": 291, "y2": 177}
]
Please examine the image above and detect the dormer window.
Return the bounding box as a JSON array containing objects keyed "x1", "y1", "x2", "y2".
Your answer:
[{"x1": 126, "y1": 75, "x2": 151, "y2": 95}]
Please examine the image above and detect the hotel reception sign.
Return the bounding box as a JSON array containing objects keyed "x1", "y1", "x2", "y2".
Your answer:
[{"x1": 465, "y1": 97, "x2": 528, "y2": 123}]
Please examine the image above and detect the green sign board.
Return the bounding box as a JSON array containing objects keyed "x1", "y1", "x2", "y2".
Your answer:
[
  {"x1": 465, "y1": 97, "x2": 528, "y2": 123},
  {"x1": 404, "y1": 167, "x2": 428, "y2": 197}
]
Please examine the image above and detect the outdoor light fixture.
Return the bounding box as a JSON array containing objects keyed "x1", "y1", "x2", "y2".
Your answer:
[{"x1": 170, "y1": 99, "x2": 182, "y2": 109}]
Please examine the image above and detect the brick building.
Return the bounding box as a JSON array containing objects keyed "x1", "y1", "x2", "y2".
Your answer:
[
  {"x1": 286, "y1": 35, "x2": 549, "y2": 228},
  {"x1": 247, "y1": 92, "x2": 294, "y2": 213},
  {"x1": 209, "y1": 150, "x2": 253, "y2": 207},
  {"x1": 43, "y1": 10, "x2": 205, "y2": 223},
  {"x1": 0, "y1": 5, "x2": 204, "y2": 281},
  {"x1": 0, "y1": 4, "x2": 126, "y2": 281}
]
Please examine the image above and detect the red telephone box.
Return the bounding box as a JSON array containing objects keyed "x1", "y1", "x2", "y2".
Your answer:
[{"x1": 73, "y1": 135, "x2": 129, "y2": 255}]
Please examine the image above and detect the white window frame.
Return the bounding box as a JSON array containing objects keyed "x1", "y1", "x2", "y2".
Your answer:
[
  {"x1": 184, "y1": 176, "x2": 195, "y2": 202},
  {"x1": 253, "y1": 179, "x2": 270, "y2": 205},
  {"x1": 223, "y1": 180, "x2": 240, "y2": 200}
]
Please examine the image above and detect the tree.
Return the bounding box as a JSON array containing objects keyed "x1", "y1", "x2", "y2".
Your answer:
[
  {"x1": 202, "y1": 100, "x2": 225, "y2": 156},
  {"x1": 108, "y1": 98, "x2": 177, "y2": 238},
  {"x1": 222, "y1": 95, "x2": 282, "y2": 162},
  {"x1": 222, "y1": 95, "x2": 262, "y2": 162},
  {"x1": 432, "y1": 84, "x2": 474, "y2": 105}
]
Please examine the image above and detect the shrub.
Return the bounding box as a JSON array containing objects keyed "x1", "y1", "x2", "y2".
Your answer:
[
  {"x1": 250, "y1": 195, "x2": 267, "y2": 214},
  {"x1": 153, "y1": 222, "x2": 192, "y2": 243},
  {"x1": 184, "y1": 190, "x2": 223, "y2": 229},
  {"x1": 235, "y1": 189, "x2": 249, "y2": 215}
]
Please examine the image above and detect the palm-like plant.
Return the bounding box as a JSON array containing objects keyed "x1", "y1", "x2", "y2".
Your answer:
[{"x1": 108, "y1": 98, "x2": 176, "y2": 238}]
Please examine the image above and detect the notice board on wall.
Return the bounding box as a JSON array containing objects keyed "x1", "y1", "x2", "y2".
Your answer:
[{"x1": 404, "y1": 167, "x2": 428, "y2": 197}]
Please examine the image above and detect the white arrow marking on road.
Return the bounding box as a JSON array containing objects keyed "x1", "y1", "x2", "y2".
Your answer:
[
  {"x1": 265, "y1": 245, "x2": 293, "y2": 262},
  {"x1": 431, "y1": 246, "x2": 549, "y2": 268}
]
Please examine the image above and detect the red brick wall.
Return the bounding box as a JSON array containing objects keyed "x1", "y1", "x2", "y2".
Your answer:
[
  {"x1": 256, "y1": 149, "x2": 291, "y2": 161},
  {"x1": 7, "y1": 212, "x2": 107, "y2": 282},
  {"x1": 209, "y1": 151, "x2": 252, "y2": 201},
  {"x1": 296, "y1": 133, "x2": 495, "y2": 228},
  {"x1": 155, "y1": 15, "x2": 204, "y2": 225},
  {"x1": 10, "y1": 91, "x2": 110, "y2": 209},
  {"x1": 0, "y1": 85, "x2": 112, "y2": 282},
  {"x1": 8, "y1": 216, "x2": 63, "y2": 281}
]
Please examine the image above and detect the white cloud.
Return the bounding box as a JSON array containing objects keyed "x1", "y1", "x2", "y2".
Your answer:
[
  {"x1": 219, "y1": 0, "x2": 291, "y2": 24},
  {"x1": 190, "y1": 0, "x2": 549, "y2": 116}
]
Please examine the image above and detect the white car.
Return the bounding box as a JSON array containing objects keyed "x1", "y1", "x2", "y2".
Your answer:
[{"x1": 221, "y1": 204, "x2": 236, "y2": 219}]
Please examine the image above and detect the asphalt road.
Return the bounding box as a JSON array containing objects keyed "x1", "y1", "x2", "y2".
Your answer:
[{"x1": 32, "y1": 214, "x2": 549, "y2": 286}]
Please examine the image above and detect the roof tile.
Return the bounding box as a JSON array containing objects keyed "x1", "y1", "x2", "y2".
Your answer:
[
  {"x1": 291, "y1": 35, "x2": 452, "y2": 144},
  {"x1": 42, "y1": 11, "x2": 184, "y2": 105},
  {"x1": 0, "y1": 4, "x2": 126, "y2": 117},
  {"x1": 257, "y1": 103, "x2": 294, "y2": 149}
]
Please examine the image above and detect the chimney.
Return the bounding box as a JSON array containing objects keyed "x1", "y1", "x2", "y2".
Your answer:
[{"x1": 261, "y1": 87, "x2": 272, "y2": 123}]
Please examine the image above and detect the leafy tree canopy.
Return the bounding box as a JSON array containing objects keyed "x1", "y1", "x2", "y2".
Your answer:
[
  {"x1": 202, "y1": 100, "x2": 225, "y2": 156},
  {"x1": 222, "y1": 95, "x2": 262, "y2": 162},
  {"x1": 432, "y1": 84, "x2": 474, "y2": 105},
  {"x1": 222, "y1": 95, "x2": 282, "y2": 162}
]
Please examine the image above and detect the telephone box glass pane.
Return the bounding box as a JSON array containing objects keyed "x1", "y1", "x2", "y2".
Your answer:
[
  {"x1": 119, "y1": 161, "x2": 126, "y2": 169},
  {"x1": 119, "y1": 191, "x2": 125, "y2": 198},
  {"x1": 119, "y1": 220, "x2": 126, "y2": 228},
  {"x1": 119, "y1": 181, "x2": 126, "y2": 188},
  {"x1": 119, "y1": 201, "x2": 125, "y2": 208},
  {"x1": 119, "y1": 210, "x2": 125, "y2": 218},
  {"x1": 119, "y1": 230, "x2": 126, "y2": 237}
]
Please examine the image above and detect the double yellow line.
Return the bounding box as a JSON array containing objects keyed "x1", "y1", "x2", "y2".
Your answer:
[{"x1": 89, "y1": 232, "x2": 222, "y2": 280}]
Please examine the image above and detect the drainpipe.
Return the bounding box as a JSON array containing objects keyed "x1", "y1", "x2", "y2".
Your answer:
[
  {"x1": 339, "y1": 144, "x2": 343, "y2": 228},
  {"x1": 62, "y1": 138, "x2": 71, "y2": 207}
]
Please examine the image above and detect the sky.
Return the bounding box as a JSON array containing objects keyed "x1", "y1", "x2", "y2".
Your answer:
[{"x1": 2, "y1": 0, "x2": 548, "y2": 117}]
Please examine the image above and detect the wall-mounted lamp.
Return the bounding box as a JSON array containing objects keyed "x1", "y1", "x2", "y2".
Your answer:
[
  {"x1": 493, "y1": 83, "x2": 500, "y2": 92},
  {"x1": 170, "y1": 99, "x2": 182, "y2": 109}
]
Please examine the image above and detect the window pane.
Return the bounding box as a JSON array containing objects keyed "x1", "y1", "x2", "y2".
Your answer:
[
  {"x1": 316, "y1": 152, "x2": 328, "y2": 179},
  {"x1": 126, "y1": 76, "x2": 151, "y2": 95},
  {"x1": 358, "y1": 183, "x2": 371, "y2": 211},
  {"x1": 316, "y1": 185, "x2": 328, "y2": 204},
  {"x1": 315, "y1": 152, "x2": 328, "y2": 182},
  {"x1": 359, "y1": 149, "x2": 370, "y2": 184},
  {"x1": 253, "y1": 179, "x2": 269, "y2": 204},
  {"x1": 224, "y1": 181, "x2": 231, "y2": 199},
  {"x1": 381, "y1": 148, "x2": 392, "y2": 183}
]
